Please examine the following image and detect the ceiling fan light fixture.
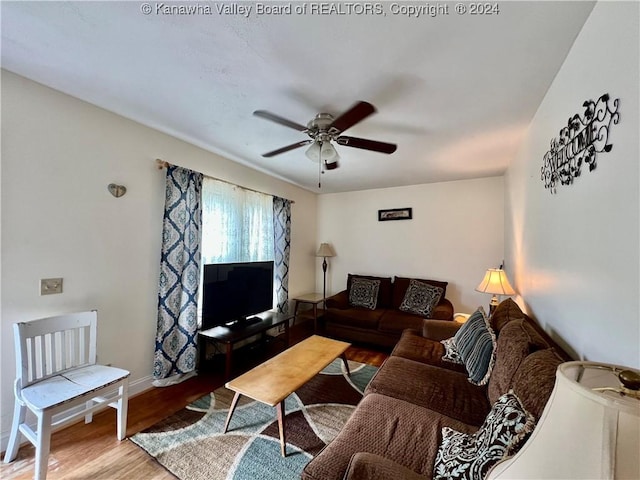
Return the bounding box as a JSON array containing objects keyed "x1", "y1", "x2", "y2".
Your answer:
[
  {"x1": 255, "y1": 102, "x2": 398, "y2": 178},
  {"x1": 321, "y1": 141, "x2": 338, "y2": 162},
  {"x1": 305, "y1": 142, "x2": 321, "y2": 162}
]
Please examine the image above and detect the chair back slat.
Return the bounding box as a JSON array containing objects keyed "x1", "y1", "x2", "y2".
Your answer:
[
  {"x1": 76, "y1": 327, "x2": 84, "y2": 367},
  {"x1": 27, "y1": 338, "x2": 37, "y2": 382},
  {"x1": 49, "y1": 333, "x2": 57, "y2": 376},
  {"x1": 62, "y1": 329, "x2": 71, "y2": 369},
  {"x1": 14, "y1": 311, "x2": 98, "y2": 388}
]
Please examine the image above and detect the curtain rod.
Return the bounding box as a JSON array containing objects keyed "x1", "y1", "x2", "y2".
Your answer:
[{"x1": 156, "y1": 159, "x2": 294, "y2": 204}]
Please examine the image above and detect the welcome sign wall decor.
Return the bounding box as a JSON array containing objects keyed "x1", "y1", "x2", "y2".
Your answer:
[{"x1": 541, "y1": 93, "x2": 619, "y2": 194}]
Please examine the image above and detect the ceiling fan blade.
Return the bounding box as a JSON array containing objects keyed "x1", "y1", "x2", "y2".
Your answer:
[
  {"x1": 329, "y1": 101, "x2": 376, "y2": 133},
  {"x1": 261, "y1": 140, "x2": 312, "y2": 157},
  {"x1": 253, "y1": 110, "x2": 308, "y2": 132},
  {"x1": 336, "y1": 136, "x2": 397, "y2": 154}
]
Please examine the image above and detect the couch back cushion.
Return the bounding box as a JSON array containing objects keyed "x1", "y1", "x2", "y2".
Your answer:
[
  {"x1": 489, "y1": 298, "x2": 525, "y2": 333},
  {"x1": 487, "y1": 319, "x2": 549, "y2": 404},
  {"x1": 392, "y1": 276, "x2": 448, "y2": 310},
  {"x1": 510, "y1": 348, "x2": 563, "y2": 419},
  {"x1": 347, "y1": 274, "x2": 393, "y2": 308}
]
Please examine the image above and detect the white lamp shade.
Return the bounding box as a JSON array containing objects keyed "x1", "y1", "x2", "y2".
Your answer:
[
  {"x1": 320, "y1": 141, "x2": 339, "y2": 162},
  {"x1": 475, "y1": 268, "x2": 516, "y2": 296},
  {"x1": 488, "y1": 361, "x2": 640, "y2": 480},
  {"x1": 316, "y1": 243, "x2": 336, "y2": 257},
  {"x1": 305, "y1": 142, "x2": 321, "y2": 162}
]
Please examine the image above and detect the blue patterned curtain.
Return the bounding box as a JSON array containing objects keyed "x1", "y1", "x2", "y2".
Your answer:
[
  {"x1": 153, "y1": 166, "x2": 203, "y2": 383},
  {"x1": 273, "y1": 197, "x2": 291, "y2": 313}
]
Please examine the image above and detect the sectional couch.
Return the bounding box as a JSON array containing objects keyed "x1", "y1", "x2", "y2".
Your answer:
[
  {"x1": 302, "y1": 298, "x2": 571, "y2": 480},
  {"x1": 323, "y1": 274, "x2": 454, "y2": 348}
]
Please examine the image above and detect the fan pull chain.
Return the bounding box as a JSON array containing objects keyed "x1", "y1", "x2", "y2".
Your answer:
[{"x1": 318, "y1": 153, "x2": 322, "y2": 188}]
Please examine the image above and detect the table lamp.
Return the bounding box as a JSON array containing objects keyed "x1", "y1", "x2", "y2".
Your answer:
[
  {"x1": 475, "y1": 268, "x2": 516, "y2": 315},
  {"x1": 316, "y1": 243, "x2": 336, "y2": 305},
  {"x1": 488, "y1": 361, "x2": 640, "y2": 479}
]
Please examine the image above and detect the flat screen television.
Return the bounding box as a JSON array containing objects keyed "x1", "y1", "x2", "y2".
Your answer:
[{"x1": 201, "y1": 261, "x2": 274, "y2": 330}]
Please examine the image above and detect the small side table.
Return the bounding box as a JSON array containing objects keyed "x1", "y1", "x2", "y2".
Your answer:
[{"x1": 292, "y1": 293, "x2": 325, "y2": 332}]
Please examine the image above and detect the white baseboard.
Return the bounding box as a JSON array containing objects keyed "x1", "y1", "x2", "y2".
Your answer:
[
  {"x1": 1, "y1": 374, "x2": 154, "y2": 454},
  {"x1": 127, "y1": 374, "x2": 155, "y2": 399}
]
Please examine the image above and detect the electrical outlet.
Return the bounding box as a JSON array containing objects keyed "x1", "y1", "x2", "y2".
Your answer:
[{"x1": 40, "y1": 278, "x2": 63, "y2": 295}]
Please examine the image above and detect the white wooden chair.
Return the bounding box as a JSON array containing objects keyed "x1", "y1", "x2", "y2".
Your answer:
[{"x1": 3, "y1": 311, "x2": 130, "y2": 480}]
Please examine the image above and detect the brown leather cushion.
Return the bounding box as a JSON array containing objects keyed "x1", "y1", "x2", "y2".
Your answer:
[
  {"x1": 431, "y1": 300, "x2": 454, "y2": 320},
  {"x1": 365, "y1": 356, "x2": 491, "y2": 426},
  {"x1": 487, "y1": 319, "x2": 548, "y2": 404},
  {"x1": 489, "y1": 298, "x2": 525, "y2": 333},
  {"x1": 511, "y1": 348, "x2": 563, "y2": 419},
  {"x1": 324, "y1": 306, "x2": 384, "y2": 329},
  {"x1": 301, "y1": 393, "x2": 477, "y2": 480},
  {"x1": 392, "y1": 277, "x2": 448, "y2": 310},
  {"x1": 391, "y1": 329, "x2": 467, "y2": 373},
  {"x1": 344, "y1": 453, "x2": 427, "y2": 480},
  {"x1": 378, "y1": 310, "x2": 425, "y2": 334},
  {"x1": 347, "y1": 274, "x2": 393, "y2": 308}
]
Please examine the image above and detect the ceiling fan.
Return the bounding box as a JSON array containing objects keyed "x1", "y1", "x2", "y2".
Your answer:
[{"x1": 253, "y1": 101, "x2": 397, "y2": 172}]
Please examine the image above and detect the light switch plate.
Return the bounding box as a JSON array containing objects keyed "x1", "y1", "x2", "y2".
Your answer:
[{"x1": 41, "y1": 278, "x2": 63, "y2": 295}]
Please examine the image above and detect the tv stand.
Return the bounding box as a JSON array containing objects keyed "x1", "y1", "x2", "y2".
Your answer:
[
  {"x1": 198, "y1": 310, "x2": 294, "y2": 379},
  {"x1": 224, "y1": 316, "x2": 262, "y2": 330}
]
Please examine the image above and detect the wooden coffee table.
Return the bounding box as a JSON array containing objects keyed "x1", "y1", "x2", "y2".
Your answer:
[{"x1": 223, "y1": 335, "x2": 351, "y2": 457}]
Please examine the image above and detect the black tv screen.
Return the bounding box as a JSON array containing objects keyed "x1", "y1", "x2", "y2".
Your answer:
[{"x1": 201, "y1": 261, "x2": 274, "y2": 329}]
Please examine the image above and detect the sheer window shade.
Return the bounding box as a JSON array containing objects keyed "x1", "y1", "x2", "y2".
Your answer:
[{"x1": 201, "y1": 177, "x2": 274, "y2": 264}]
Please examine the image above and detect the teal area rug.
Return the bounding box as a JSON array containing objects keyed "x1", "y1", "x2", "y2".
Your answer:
[{"x1": 131, "y1": 359, "x2": 377, "y2": 480}]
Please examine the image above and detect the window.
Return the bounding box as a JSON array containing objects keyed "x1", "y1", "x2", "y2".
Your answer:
[
  {"x1": 201, "y1": 177, "x2": 274, "y2": 264},
  {"x1": 199, "y1": 178, "x2": 275, "y2": 322}
]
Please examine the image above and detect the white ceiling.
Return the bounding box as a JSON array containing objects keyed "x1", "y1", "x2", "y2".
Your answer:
[{"x1": 1, "y1": 1, "x2": 595, "y2": 193}]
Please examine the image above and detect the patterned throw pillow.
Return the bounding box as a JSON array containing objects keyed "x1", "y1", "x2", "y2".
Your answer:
[
  {"x1": 441, "y1": 337, "x2": 464, "y2": 364},
  {"x1": 399, "y1": 279, "x2": 444, "y2": 317},
  {"x1": 453, "y1": 306, "x2": 497, "y2": 385},
  {"x1": 348, "y1": 277, "x2": 381, "y2": 310},
  {"x1": 453, "y1": 307, "x2": 486, "y2": 350},
  {"x1": 433, "y1": 392, "x2": 536, "y2": 480},
  {"x1": 439, "y1": 310, "x2": 481, "y2": 367}
]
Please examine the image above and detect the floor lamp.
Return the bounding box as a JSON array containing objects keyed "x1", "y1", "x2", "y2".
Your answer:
[{"x1": 316, "y1": 243, "x2": 336, "y2": 307}]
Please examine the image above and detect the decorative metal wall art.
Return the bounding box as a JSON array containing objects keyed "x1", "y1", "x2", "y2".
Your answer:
[
  {"x1": 108, "y1": 183, "x2": 127, "y2": 198},
  {"x1": 541, "y1": 93, "x2": 619, "y2": 194}
]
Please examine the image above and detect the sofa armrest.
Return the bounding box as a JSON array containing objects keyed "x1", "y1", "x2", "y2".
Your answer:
[
  {"x1": 344, "y1": 452, "x2": 426, "y2": 480},
  {"x1": 422, "y1": 319, "x2": 462, "y2": 341},
  {"x1": 326, "y1": 290, "x2": 349, "y2": 309},
  {"x1": 431, "y1": 298, "x2": 454, "y2": 320}
]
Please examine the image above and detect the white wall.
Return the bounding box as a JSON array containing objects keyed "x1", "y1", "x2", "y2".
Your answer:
[
  {"x1": 0, "y1": 71, "x2": 318, "y2": 447},
  {"x1": 317, "y1": 177, "x2": 504, "y2": 312},
  {"x1": 504, "y1": 2, "x2": 639, "y2": 367}
]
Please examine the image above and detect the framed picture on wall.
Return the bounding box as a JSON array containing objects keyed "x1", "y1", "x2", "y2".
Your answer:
[{"x1": 378, "y1": 208, "x2": 412, "y2": 221}]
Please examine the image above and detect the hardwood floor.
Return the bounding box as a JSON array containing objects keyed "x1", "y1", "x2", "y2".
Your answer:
[{"x1": 1, "y1": 322, "x2": 388, "y2": 479}]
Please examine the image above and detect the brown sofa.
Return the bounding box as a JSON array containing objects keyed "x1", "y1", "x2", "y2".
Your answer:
[
  {"x1": 322, "y1": 274, "x2": 454, "y2": 348},
  {"x1": 302, "y1": 299, "x2": 572, "y2": 480}
]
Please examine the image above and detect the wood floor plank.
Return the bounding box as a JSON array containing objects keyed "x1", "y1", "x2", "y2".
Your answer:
[{"x1": 1, "y1": 324, "x2": 388, "y2": 479}]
